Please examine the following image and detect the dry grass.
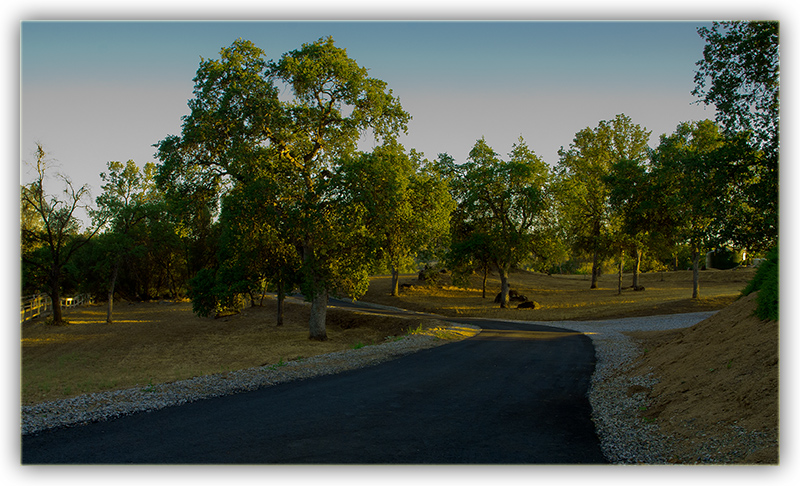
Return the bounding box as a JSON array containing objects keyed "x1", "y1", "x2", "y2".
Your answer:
[
  {"x1": 21, "y1": 296, "x2": 434, "y2": 405},
  {"x1": 21, "y1": 267, "x2": 755, "y2": 406},
  {"x1": 361, "y1": 267, "x2": 756, "y2": 321}
]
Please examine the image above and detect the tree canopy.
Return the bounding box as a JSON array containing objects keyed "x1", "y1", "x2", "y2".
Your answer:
[
  {"x1": 555, "y1": 114, "x2": 651, "y2": 289},
  {"x1": 23, "y1": 26, "x2": 780, "y2": 326},
  {"x1": 451, "y1": 137, "x2": 551, "y2": 307},
  {"x1": 155, "y1": 37, "x2": 410, "y2": 340},
  {"x1": 693, "y1": 21, "x2": 779, "y2": 248}
]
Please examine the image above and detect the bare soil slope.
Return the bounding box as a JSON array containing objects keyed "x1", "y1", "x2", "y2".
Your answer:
[{"x1": 626, "y1": 291, "x2": 779, "y2": 464}]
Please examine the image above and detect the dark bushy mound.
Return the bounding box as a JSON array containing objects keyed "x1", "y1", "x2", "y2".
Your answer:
[
  {"x1": 742, "y1": 246, "x2": 778, "y2": 321},
  {"x1": 494, "y1": 289, "x2": 527, "y2": 303}
]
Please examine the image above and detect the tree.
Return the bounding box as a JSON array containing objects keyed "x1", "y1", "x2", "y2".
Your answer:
[
  {"x1": 448, "y1": 228, "x2": 494, "y2": 299},
  {"x1": 340, "y1": 142, "x2": 454, "y2": 296},
  {"x1": 214, "y1": 180, "x2": 302, "y2": 325},
  {"x1": 454, "y1": 137, "x2": 551, "y2": 308},
  {"x1": 21, "y1": 144, "x2": 100, "y2": 325},
  {"x1": 93, "y1": 160, "x2": 158, "y2": 323},
  {"x1": 693, "y1": 21, "x2": 779, "y2": 248},
  {"x1": 435, "y1": 152, "x2": 494, "y2": 298},
  {"x1": 555, "y1": 114, "x2": 651, "y2": 289},
  {"x1": 155, "y1": 37, "x2": 410, "y2": 340},
  {"x1": 650, "y1": 120, "x2": 726, "y2": 298},
  {"x1": 605, "y1": 157, "x2": 661, "y2": 290}
]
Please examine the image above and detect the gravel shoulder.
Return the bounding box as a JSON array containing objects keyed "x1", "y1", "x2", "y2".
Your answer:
[{"x1": 512, "y1": 312, "x2": 718, "y2": 464}]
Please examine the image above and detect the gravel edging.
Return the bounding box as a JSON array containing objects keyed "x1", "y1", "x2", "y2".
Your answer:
[
  {"x1": 520, "y1": 312, "x2": 718, "y2": 464},
  {"x1": 21, "y1": 328, "x2": 478, "y2": 436}
]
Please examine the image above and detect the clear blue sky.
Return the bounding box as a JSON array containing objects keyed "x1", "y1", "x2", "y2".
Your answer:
[{"x1": 21, "y1": 20, "x2": 718, "y2": 210}]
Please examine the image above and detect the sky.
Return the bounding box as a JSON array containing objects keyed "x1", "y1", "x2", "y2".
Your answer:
[{"x1": 18, "y1": 19, "x2": 723, "y2": 224}]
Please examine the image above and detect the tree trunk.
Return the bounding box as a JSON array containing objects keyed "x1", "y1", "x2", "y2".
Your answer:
[
  {"x1": 632, "y1": 248, "x2": 642, "y2": 288},
  {"x1": 303, "y1": 242, "x2": 328, "y2": 340},
  {"x1": 276, "y1": 279, "x2": 285, "y2": 327},
  {"x1": 168, "y1": 271, "x2": 178, "y2": 299},
  {"x1": 107, "y1": 261, "x2": 119, "y2": 324},
  {"x1": 49, "y1": 272, "x2": 64, "y2": 325},
  {"x1": 691, "y1": 247, "x2": 701, "y2": 299},
  {"x1": 498, "y1": 263, "x2": 511, "y2": 308},
  {"x1": 391, "y1": 266, "x2": 400, "y2": 297},
  {"x1": 590, "y1": 246, "x2": 599, "y2": 289},
  {"x1": 482, "y1": 264, "x2": 488, "y2": 299},
  {"x1": 618, "y1": 250, "x2": 624, "y2": 295},
  {"x1": 308, "y1": 287, "x2": 328, "y2": 341}
]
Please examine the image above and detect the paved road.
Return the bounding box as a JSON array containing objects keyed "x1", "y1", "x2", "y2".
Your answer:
[{"x1": 22, "y1": 314, "x2": 606, "y2": 464}]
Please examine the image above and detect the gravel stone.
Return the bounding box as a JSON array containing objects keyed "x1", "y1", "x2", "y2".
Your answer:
[{"x1": 526, "y1": 312, "x2": 718, "y2": 464}]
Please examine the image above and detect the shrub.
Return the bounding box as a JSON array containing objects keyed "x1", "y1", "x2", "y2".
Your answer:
[
  {"x1": 742, "y1": 246, "x2": 778, "y2": 321},
  {"x1": 187, "y1": 268, "x2": 219, "y2": 317}
]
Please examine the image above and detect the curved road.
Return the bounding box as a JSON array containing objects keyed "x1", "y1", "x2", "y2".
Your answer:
[{"x1": 22, "y1": 311, "x2": 606, "y2": 464}]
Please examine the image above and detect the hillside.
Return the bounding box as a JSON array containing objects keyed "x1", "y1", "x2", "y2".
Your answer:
[{"x1": 625, "y1": 291, "x2": 779, "y2": 463}]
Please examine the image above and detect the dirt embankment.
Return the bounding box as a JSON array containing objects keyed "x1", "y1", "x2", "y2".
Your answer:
[{"x1": 625, "y1": 291, "x2": 779, "y2": 464}]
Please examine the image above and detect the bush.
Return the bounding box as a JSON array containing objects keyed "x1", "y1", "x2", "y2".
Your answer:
[
  {"x1": 187, "y1": 268, "x2": 219, "y2": 317},
  {"x1": 742, "y1": 246, "x2": 778, "y2": 321}
]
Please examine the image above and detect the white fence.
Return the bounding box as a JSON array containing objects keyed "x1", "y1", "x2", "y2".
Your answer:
[{"x1": 20, "y1": 293, "x2": 93, "y2": 324}]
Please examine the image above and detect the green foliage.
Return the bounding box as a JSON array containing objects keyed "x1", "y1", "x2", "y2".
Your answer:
[
  {"x1": 155, "y1": 37, "x2": 411, "y2": 338},
  {"x1": 742, "y1": 247, "x2": 778, "y2": 321},
  {"x1": 706, "y1": 248, "x2": 743, "y2": 270},
  {"x1": 21, "y1": 144, "x2": 99, "y2": 324},
  {"x1": 693, "y1": 21, "x2": 779, "y2": 249},
  {"x1": 338, "y1": 142, "x2": 455, "y2": 295},
  {"x1": 452, "y1": 138, "x2": 551, "y2": 265},
  {"x1": 650, "y1": 121, "x2": 725, "y2": 246},
  {"x1": 69, "y1": 161, "x2": 190, "y2": 303},
  {"x1": 554, "y1": 114, "x2": 651, "y2": 287},
  {"x1": 694, "y1": 21, "x2": 779, "y2": 154},
  {"x1": 187, "y1": 268, "x2": 219, "y2": 317},
  {"x1": 407, "y1": 323, "x2": 424, "y2": 335},
  {"x1": 267, "y1": 358, "x2": 288, "y2": 370}
]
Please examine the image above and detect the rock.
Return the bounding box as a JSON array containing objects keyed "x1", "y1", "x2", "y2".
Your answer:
[
  {"x1": 517, "y1": 301, "x2": 539, "y2": 309},
  {"x1": 494, "y1": 289, "x2": 528, "y2": 303}
]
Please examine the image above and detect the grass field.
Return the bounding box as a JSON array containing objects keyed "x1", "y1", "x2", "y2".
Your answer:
[
  {"x1": 21, "y1": 267, "x2": 755, "y2": 405},
  {"x1": 362, "y1": 267, "x2": 756, "y2": 320}
]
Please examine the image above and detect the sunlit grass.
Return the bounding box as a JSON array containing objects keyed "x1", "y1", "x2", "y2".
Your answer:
[
  {"x1": 21, "y1": 299, "x2": 468, "y2": 405},
  {"x1": 472, "y1": 329, "x2": 586, "y2": 341},
  {"x1": 409, "y1": 324, "x2": 480, "y2": 340},
  {"x1": 362, "y1": 268, "x2": 755, "y2": 321},
  {"x1": 21, "y1": 267, "x2": 753, "y2": 406}
]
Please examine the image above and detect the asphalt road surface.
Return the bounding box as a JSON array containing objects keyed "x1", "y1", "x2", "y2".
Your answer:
[{"x1": 22, "y1": 315, "x2": 606, "y2": 464}]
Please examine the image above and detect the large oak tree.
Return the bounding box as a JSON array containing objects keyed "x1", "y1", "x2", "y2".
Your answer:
[{"x1": 155, "y1": 37, "x2": 409, "y2": 340}]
